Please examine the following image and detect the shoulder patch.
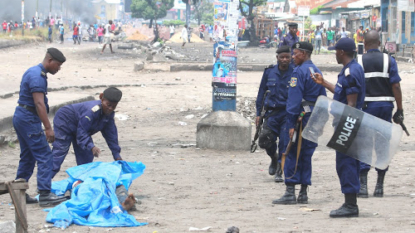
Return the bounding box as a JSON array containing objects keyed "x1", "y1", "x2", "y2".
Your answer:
[
  {"x1": 290, "y1": 77, "x2": 297, "y2": 87},
  {"x1": 265, "y1": 64, "x2": 274, "y2": 69},
  {"x1": 91, "y1": 105, "x2": 100, "y2": 112},
  {"x1": 41, "y1": 71, "x2": 46, "y2": 77},
  {"x1": 345, "y1": 68, "x2": 350, "y2": 77}
]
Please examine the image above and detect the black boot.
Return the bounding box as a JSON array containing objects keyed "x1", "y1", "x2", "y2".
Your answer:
[
  {"x1": 357, "y1": 171, "x2": 368, "y2": 198},
  {"x1": 297, "y1": 185, "x2": 308, "y2": 204},
  {"x1": 374, "y1": 172, "x2": 385, "y2": 197},
  {"x1": 329, "y1": 194, "x2": 359, "y2": 218},
  {"x1": 272, "y1": 184, "x2": 296, "y2": 205},
  {"x1": 39, "y1": 190, "x2": 68, "y2": 207},
  {"x1": 25, "y1": 193, "x2": 38, "y2": 204},
  {"x1": 274, "y1": 162, "x2": 284, "y2": 183},
  {"x1": 268, "y1": 154, "x2": 278, "y2": 176}
]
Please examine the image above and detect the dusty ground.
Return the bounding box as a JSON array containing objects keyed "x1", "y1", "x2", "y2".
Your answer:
[{"x1": 0, "y1": 39, "x2": 415, "y2": 233}]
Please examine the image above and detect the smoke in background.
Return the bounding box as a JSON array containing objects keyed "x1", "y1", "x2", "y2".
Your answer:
[{"x1": 0, "y1": 0, "x2": 97, "y2": 24}]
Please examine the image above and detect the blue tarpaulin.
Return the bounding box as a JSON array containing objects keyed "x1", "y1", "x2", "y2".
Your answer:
[{"x1": 46, "y1": 161, "x2": 147, "y2": 229}]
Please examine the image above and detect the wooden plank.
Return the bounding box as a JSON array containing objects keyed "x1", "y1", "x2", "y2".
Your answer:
[
  {"x1": 0, "y1": 182, "x2": 29, "y2": 191},
  {"x1": 15, "y1": 189, "x2": 28, "y2": 233}
]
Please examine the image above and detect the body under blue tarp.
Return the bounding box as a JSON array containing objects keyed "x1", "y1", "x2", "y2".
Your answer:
[{"x1": 46, "y1": 161, "x2": 147, "y2": 229}]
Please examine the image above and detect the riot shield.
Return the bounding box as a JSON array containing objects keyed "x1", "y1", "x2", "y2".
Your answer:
[{"x1": 303, "y1": 96, "x2": 403, "y2": 170}]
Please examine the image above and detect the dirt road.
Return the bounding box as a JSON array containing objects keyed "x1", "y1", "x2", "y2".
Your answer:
[{"x1": 0, "y1": 41, "x2": 415, "y2": 233}]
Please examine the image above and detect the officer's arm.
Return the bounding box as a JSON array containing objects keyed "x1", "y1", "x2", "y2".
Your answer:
[
  {"x1": 33, "y1": 92, "x2": 54, "y2": 142},
  {"x1": 389, "y1": 58, "x2": 403, "y2": 111},
  {"x1": 76, "y1": 113, "x2": 96, "y2": 152},
  {"x1": 256, "y1": 69, "x2": 269, "y2": 116},
  {"x1": 286, "y1": 74, "x2": 304, "y2": 130},
  {"x1": 101, "y1": 118, "x2": 122, "y2": 160},
  {"x1": 346, "y1": 94, "x2": 358, "y2": 107},
  {"x1": 392, "y1": 83, "x2": 403, "y2": 110},
  {"x1": 312, "y1": 73, "x2": 335, "y2": 93}
]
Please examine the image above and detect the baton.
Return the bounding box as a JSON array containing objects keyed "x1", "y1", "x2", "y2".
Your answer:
[
  {"x1": 399, "y1": 122, "x2": 410, "y2": 136},
  {"x1": 282, "y1": 111, "x2": 306, "y2": 157}
]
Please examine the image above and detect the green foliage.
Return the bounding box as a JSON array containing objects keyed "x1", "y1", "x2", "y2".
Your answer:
[
  {"x1": 131, "y1": 0, "x2": 175, "y2": 21},
  {"x1": 239, "y1": 0, "x2": 267, "y2": 19},
  {"x1": 193, "y1": 0, "x2": 214, "y2": 25},
  {"x1": 163, "y1": 20, "x2": 185, "y2": 26},
  {"x1": 304, "y1": 17, "x2": 312, "y2": 30},
  {"x1": 310, "y1": 6, "x2": 323, "y2": 15}
]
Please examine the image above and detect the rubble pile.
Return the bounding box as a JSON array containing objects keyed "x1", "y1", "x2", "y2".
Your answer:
[
  {"x1": 167, "y1": 32, "x2": 206, "y2": 43},
  {"x1": 127, "y1": 30, "x2": 150, "y2": 41},
  {"x1": 236, "y1": 97, "x2": 257, "y2": 123}
]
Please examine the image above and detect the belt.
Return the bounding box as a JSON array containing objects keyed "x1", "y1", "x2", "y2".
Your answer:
[
  {"x1": 266, "y1": 106, "x2": 286, "y2": 111},
  {"x1": 18, "y1": 104, "x2": 38, "y2": 116}
]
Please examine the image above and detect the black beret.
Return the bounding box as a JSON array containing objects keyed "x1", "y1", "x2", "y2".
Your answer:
[
  {"x1": 47, "y1": 48, "x2": 66, "y2": 63},
  {"x1": 292, "y1": 42, "x2": 313, "y2": 53},
  {"x1": 276, "y1": 45, "x2": 291, "y2": 54},
  {"x1": 103, "y1": 87, "x2": 122, "y2": 102},
  {"x1": 287, "y1": 22, "x2": 298, "y2": 27}
]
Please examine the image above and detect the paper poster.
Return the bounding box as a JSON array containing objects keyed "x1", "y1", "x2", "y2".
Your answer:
[{"x1": 212, "y1": 0, "x2": 239, "y2": 102}]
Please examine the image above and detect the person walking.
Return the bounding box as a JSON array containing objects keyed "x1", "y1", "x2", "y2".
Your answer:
[{"x1": 356, "y1": 30, "x2": 404, "y2": 199}]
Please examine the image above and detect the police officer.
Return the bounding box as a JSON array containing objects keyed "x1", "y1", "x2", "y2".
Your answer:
[
  {"x1": 312, "y1": 38, "x2": 366, "y2": 217},
  {"x1": 51, "y1": 87, "x2": 123, "y2": 178},
  {"x1": 272, "y1": 42, "x2": 326, "y2": 205},
  {"x1": 357, "y1": 30, "x2": 404, "y2": 198},
  {"x1": 256, "y1": 46, "x2": 294, "y2": 182},
  {"x1": 279, "y1": 23, "x2": 299, "y2": 48},
  {"x1": 13, "y1": 48, "x2": 68, "y2": 206}
]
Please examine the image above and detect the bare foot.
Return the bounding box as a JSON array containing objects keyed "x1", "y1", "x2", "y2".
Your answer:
[{"x1": 121, "y1": 193, "x2": 136, "y2": 211}]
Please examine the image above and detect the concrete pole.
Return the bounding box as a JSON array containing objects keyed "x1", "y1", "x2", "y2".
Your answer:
[
  {"x1": 197, "y1": 0, "x2": 251, "y2": 151},
  {"x1": 21, "y1": 0, "x2": 24, "y2": 36}
]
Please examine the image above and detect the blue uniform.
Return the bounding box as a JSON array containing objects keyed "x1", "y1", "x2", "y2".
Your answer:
[
  {"x1": 13, "y1": 64, "x2": 52, "y2": 191},
  {"x1": 333, "y1": 59, "x2": 366, "y2": 193},
  {"x1": 285, "y1": 60, "x2": 326, "y2": 185},
  {"x1": 51, "y1": 100, "x2": 121, "y2": 177},
  {"x1": 360, "y1": 49, "x2": 401, "y2": 173},
  {"x1": 279, "y1": 33, "x2": 299, "y2": 48},
  {"x1": 256, "y1": 64, "x2": 294, "y2": 161}
]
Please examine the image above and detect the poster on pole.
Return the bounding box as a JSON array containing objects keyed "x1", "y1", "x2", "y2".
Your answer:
[{"x1": 212, "y1": 0, "x2": 239, "y2": 103}]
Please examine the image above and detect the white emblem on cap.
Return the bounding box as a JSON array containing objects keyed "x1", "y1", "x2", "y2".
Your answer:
[{"x1": 296, "y1": 43, "x2": 300, "y2": 48}]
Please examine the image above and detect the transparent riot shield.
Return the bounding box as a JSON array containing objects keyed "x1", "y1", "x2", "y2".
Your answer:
[{"x1": 302, "y1": 96, "x2": 403, "y2": 170}]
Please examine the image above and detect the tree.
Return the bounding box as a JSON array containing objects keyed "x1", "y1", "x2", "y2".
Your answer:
[
  {"x1": 182, "y1": 0, "x2": 197, "y2": 28},
  {"x1": 193, "y1": 0, "x2": 214, "y2": 26},
  {"x1": 239, "y1": 0, "x2": 267, "y2": 45},
  {"x1": 131, "y1": 0, "x2": 174, "y2": 41}
]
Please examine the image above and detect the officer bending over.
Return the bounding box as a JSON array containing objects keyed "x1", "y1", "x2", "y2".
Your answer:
[
  {"x1": 51, "y1": 87, "x2": 123, "y2": 178},
  {"x1": 256, "y1": 46, "x2": 294, "y2": 182},
  {"x1": 13, "y1": 48, "x2": 68, "y2": 206},
  {"x1": 312, "y1": 38, "x2": 366, "y2": 217}
]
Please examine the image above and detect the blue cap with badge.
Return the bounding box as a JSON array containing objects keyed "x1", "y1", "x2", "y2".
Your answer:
[{"x1": 328, "y1": 38, "x2": 356, "y2": 51}]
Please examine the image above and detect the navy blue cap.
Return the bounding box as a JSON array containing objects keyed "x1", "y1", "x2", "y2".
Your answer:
[
  {"x1": 287, "y1": 22, "x2": 298, "y2": 27},
  {"x1": 292, "y1": 42, "x2": 313, "y2": 53},
  {"x1": 328, "y1": 38, "x2": 356, "y2": 52}
]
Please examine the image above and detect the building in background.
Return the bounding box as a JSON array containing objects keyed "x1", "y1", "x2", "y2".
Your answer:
[{"x1": 92, "y1": 0, "x2": 120, "y2": 22}]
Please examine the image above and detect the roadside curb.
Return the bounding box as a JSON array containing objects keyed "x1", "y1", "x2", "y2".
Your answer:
[
  {"x1": 0, "y1": 95, "x2": 95, "y2": 133},
  {"x1": 136, "y1": 62, "x2": 343, "y2": 73}
]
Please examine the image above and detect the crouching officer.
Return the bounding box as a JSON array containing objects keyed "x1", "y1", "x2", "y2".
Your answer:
[
  {"x1": 357, "y1": 30, "x2": 404, "y2": 198},
  {"x1": 51, "y1": 87, "x2": 123, "y2": 178},
  {"x1": 13, "y1": 48, "x2": 68, "y2": 206},
  {"x1": 312, "y1": 38, "x2": 366, "y2": 217},
  {"x1": 272, "y1": 42, "x2": 326, "y2": 205},
  {"x1": 256, "y1": 46, "x2": 294, "y2": 182}
]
